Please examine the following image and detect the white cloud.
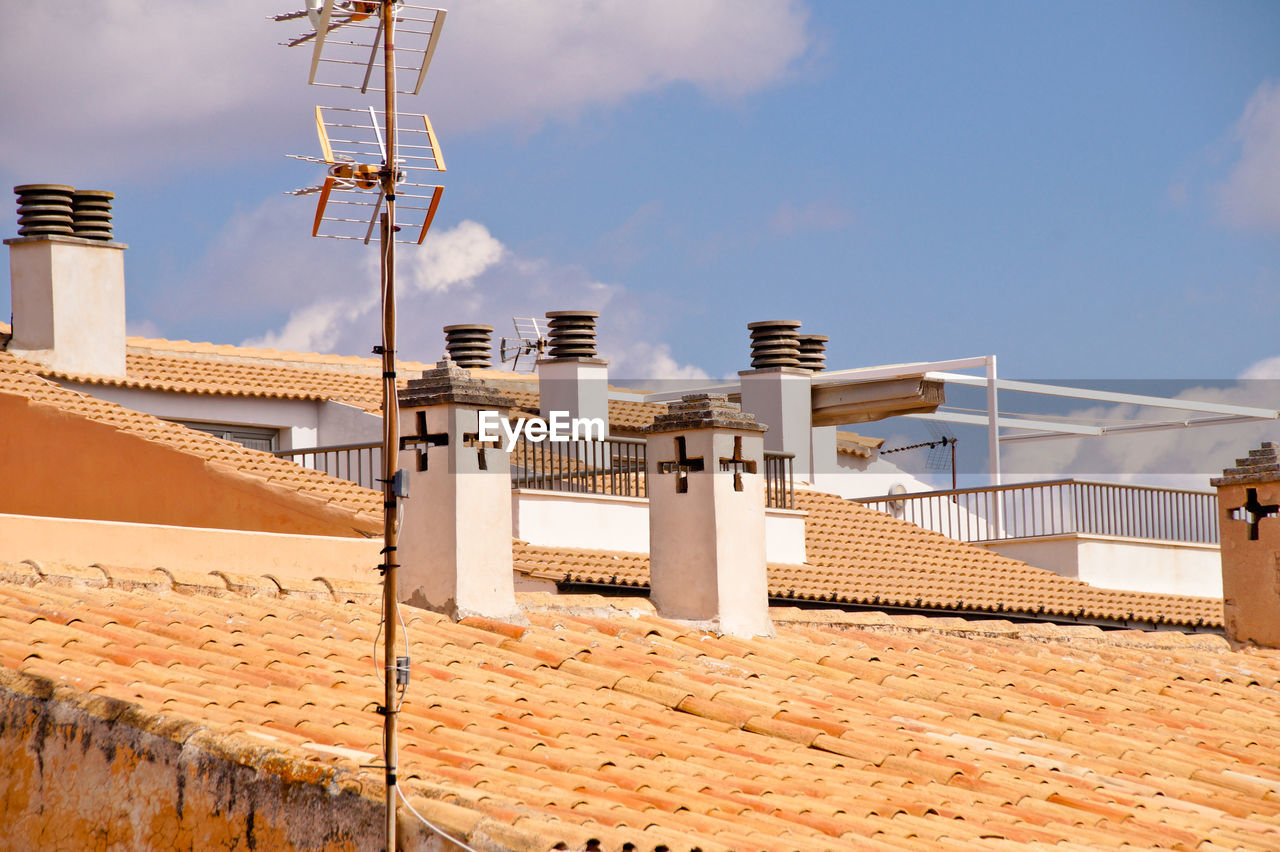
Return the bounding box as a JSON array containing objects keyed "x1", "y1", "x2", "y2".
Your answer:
[
  {"x1": 202, "y1": 197, "x2": 707, "y2": 378},
  {"x1": 244, "y1": 298, "x2": 357, "y2": 353},
  {"x1": 770, "y1": 199, "x2": 853, "y2": 235},
  {"x1": 999, "y1": 373, "x2": 1280, "y2": 488},
  {"x1": 605, "y1": 342, "x2": 710, "y2": 382},
  {"x1": 408, "y1": 220, "x2": 505, "y2": 294},
  {"x1": 1240, "y1": 354, "x2": 1280, "y2": 380},
  {"x1": 429, "y1": 0, "x2": 813, "y2": 132},
  {"x1": 0, "y1": 1, "x2": 812, "y2": 178},
  {"x1": 1216, "y1": 80, "x2": 1280, "y2": 232}
]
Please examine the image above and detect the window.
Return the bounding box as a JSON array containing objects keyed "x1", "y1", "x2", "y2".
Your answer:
[{"x1": 175, "y1": 421, "x2": 280, "y2": 453}]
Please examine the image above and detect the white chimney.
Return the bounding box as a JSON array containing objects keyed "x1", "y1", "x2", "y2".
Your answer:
[
  {"x1": 5, "y1": 185, "x2": 126, "y2": 378},
  {"x1": 537, "y1": 310, "x2": 609, "y2": 434},
  {"x1": 645, "y1": 394, "x2": 773, "y2": 638},
  {"x1": 738, "y1": 320, "x2": 813, "y2": 481},
  {"x1": 396, "y1": 359, "x2": 524, "y2": 623}
]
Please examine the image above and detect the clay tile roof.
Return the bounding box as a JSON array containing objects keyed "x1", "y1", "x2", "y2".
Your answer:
[
  {"x1": 0, "y1": 351, "x2": 382, "y2": 531},
  {"x1": 515, "y1": 488, "x2": 1223, "y2": 630},
  {"x1": 37, "y1": 335, "x2": 667, "y2": 430},
  {"x1": 1, "y1": 563, "x2": 1277, "y2": 851}
]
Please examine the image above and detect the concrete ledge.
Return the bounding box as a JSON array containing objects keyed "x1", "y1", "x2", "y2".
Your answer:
[
  {"x1": 511, "y1": 489, "x2": 807, "y2": 564},
  {"x1": 0, "y1": 513, "x2": 380, "y2": 583},
  {"x1": 976, "y1": 533, "x2": 1221, "y2": 598}
]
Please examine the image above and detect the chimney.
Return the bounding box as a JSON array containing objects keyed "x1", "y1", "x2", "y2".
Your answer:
[
  {"x1": 443, "y1": 323, "x2": 493, "y2": 369},
  {"x1": 796, "y1": 333, "x2": 837, "y2": 482},
  {"x1": 738, "y1": 320, "x2": 814, "y2": 482},
  {"x1": 1211, "y1": 441, "x2": 1280, "y2": 647},
  {"x1": 536, "y1": 309, "x2": 608, "y2": 434},
  {"x1": 5, "y1": 184, "x2": 127, "y2": 377},
  {"x1": 396, "y1": 359, "x2": 524, "y2": 622},
  {"x1": 645, "y1": 394, "x2": 773, "y2": 637}
]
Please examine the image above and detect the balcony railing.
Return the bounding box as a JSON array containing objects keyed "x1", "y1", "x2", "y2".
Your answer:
[
  {"x1": 510, "y1": 435, "x2": 647, "y2": 498},
  {"x1": 275, "y1": 441, "x2": 382, "y2": 491},
  {"x1": 278, "y1": 437, "x2": 796, "y2": 509},
  {"x1": 763, "y1": 451, "x2": 795, "y2": 510},
  {"x1": 854, "y1": 479, "x2": 1219, "y2": 545}
]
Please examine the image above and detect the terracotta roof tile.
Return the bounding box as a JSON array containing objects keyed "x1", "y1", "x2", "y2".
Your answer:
[
  {"x1": 515, "y1": 488, "x2": 1223, "y2": 629},
  {"x1": 2, "y1": 562, "x2": 1276, "y2": 850}
]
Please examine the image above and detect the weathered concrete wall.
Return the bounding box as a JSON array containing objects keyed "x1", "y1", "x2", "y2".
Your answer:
[{"x1": 0, "y1": 668, "x2": 384, "y2": 851}]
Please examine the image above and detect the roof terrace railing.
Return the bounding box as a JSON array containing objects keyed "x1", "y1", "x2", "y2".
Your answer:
[
  {"x1": 275, "y1": 440, "x2": 382, "y2": 491},
  {"x1": 763, "y1": 451, "x2": 795, "y2": 510},
  {"x1": 276, "y1": 436, "x2": 797, "y2": 509},
  {"x1": 510, "y1": 434, "x2": 647, "y2": 498},
  {"x1": 854, "y1": 479, "x2": 1219, "y2": 545}
]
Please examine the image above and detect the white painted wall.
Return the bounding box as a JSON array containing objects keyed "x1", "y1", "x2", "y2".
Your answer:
[
  {"x1": 980, "y1": 534, "x2": 1222, "y2": 598},
  {"x1": 513, "y1": 489, "x2": 649, "y2": 552},
  {"x1": 511, "y1": 489, "x2": 806, "y2": 565},
  {"x1": 7, "y1": 238, "x2": 127, "y2": 378},
  {"x1": 53, "y1": 382, "x2": 380, "y2": 451}
]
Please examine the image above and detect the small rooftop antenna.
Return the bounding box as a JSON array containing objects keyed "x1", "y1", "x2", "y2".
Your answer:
[
  {"x1": 275, "y1": 3, "x2": 446, "y2": 849},
  {"x1": 498, "y1": 316, "x2": 548, "y2": 373},
  {"x1": 882, "y1": 422, "x2": 959, "y2": 490}
]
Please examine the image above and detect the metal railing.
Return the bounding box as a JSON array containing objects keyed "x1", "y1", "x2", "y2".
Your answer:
[
  {"x1": 277, "y1": 436, "x2": 797, "y2": 510},
  {"x1": 510, "y1": 435, "x2": 647, "y2": 497},
  {"x1": 854, "y1": 479, "x2": 1219, "y2": 545},
  {"x1": 275, "y1": 441, "x2": 382, "y2": 490},
  {"x1": 764, "y1": 451, "x2": 795, "y2": 510}
]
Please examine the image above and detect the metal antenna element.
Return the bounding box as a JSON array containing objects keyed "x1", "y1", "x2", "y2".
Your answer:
[
  {"x1": 498, "y1": 316, "x2": 548, "y2": 373},
  {"x1": 287, "y1": 105, "x2": 445, "y2": 244},
  {"x1": 275, "y1": 3, "x2": 447, "y2": 849}
]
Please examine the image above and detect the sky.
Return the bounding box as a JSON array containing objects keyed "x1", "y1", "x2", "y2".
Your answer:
[{"x1": 2, "y1": 1, "x2": 1279, "y2": 478}]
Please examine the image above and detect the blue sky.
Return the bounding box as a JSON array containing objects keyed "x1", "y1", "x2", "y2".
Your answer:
[{"x1": 2, "y1": 1, "x2": 1279, "y2": 390}]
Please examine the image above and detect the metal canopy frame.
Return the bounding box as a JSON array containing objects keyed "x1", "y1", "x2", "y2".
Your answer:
[{"x1": 647, "y1": 354, "x2": 1280, "y2": 485}]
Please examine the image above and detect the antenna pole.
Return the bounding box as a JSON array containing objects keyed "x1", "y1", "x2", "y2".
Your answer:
[{"x1": 379, "y1": 2, "x2": 400, "y2": 850}]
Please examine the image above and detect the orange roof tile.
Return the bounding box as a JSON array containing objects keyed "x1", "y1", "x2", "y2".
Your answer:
[
  {"x1": 514, "y1": 488, "x2": 1223, "y2": 629},
  {"x1": 2, "y1": 561, "x2": 1277, "y2": 851}
]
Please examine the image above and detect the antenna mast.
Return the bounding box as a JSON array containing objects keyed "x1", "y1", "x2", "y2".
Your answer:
[
  {"x1": 377, "y1": 4, "x2": 400, "y2": 847},
  {"x1": 276, "y1": 3, "x2": 448, "y2": 847}
]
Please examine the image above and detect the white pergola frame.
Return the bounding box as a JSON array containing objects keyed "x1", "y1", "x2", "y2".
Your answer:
[{"x1": 644, "y1": 354, "x2": 1280, "y2": 484}]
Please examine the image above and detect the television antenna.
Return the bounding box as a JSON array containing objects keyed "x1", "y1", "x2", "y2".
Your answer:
[
  {"x1": 498, "y1": 316, "x2": 548, "y2": 373},
  {"x1": 276, "y1": 3, "x2": 446, "y2": 849},
  {"x1": 881, "y1": 422, "x2": 959, "y2": 490}
]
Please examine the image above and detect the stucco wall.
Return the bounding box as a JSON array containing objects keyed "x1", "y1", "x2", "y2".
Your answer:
[
  {"x1": 0, "y1": 513, "x2": 380, "y2": 582},
  {"x1": 981, "y1": 534, "x2": 1223, "y2": 598},
  {"x1": 0, "y1": 668, "x2": 384, "y2": 851},
  {"x1": 511, "y1": 490, "x2": 808, "y2": 564},
  {"x1": 0, "y1": 392, "x2": 374, "y2": 537}
]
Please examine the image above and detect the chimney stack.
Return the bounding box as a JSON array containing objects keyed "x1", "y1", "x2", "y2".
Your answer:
[
  {"x1": 6, "y1": 184, "x2": 127, "y2": 378},
  {"x1": 397, "y1": 360, "x2": 524, "y2": 622},
  {"x1": 71, "y1": 190, "x2": 115, "y2": 241},
  {"x1": 1211, "y1": 442, "x2": 1280, "y2": 647},
  {"x1": 537, "y1": 309, "x2": 609, "y2": 433},
  {"x1": 796, "y1": 334, "x2": 828, "y2": 372},
  {"x1": 443, "y1": 323, "x2": 493, "y2": 369},
  {"x1": 739, "y1": 320, "x2": 814, "y2": 481},
  {"x1": 645, "y1": 394, "x2": 773, "y2": 637}
]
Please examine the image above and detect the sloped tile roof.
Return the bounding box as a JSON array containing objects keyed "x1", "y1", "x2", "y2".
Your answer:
[
  {"x1": 0, "y1": 351, "x2": 383, "y2": 531},
  {"x1": 2, "y1": 561, "x2": 1277, "y2": 851},
  {"x1": 514, "y1": 488, "x2": 1223, "y2": 629},
  {"x1": 43, "y1": 336, "x2": 669, "y2": 429}
]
